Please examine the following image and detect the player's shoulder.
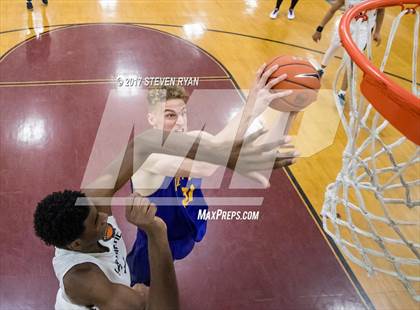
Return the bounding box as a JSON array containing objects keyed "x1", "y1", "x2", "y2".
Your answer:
[
  {"x1": 64, "y1": 262, "x2": 102, "y2": 283},
  {"x1": 63, "y1": 263, "x2": 111, "y2": 307},
  {"x1": 64, "y1": 263, "x2": 107, "y2": 297}
]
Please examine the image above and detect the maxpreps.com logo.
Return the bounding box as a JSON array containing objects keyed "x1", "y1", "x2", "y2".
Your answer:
[{"x1": 198, "y1": 209, "x2": 259, "y2": 221}]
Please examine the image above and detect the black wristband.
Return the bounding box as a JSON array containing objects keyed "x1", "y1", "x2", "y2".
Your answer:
[{"x1": 316, "y1": 26, "x2": 324, "y2": 32}]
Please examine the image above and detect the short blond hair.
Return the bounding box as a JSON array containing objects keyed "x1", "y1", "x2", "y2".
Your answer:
[{"x1": 147, "y1": 85, "x2": 188, "y2": 111}]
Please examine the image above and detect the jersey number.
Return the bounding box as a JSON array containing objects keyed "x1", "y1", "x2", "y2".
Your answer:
[{"x1": 182, "y1": 184, "x2": 195, "y2": 207}]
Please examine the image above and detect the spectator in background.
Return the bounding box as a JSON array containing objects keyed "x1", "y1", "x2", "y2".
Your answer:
[
  {"x1": 27, "y1": 0, "x2": 48, "y2": 10},
  {"x1": 270, "y1": 0, "x2": 300, "y2": 20}
]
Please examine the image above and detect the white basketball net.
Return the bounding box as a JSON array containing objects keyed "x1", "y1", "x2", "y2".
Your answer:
[{"x1": 322, "y1": 5, "x2": 420, "y2": 301}]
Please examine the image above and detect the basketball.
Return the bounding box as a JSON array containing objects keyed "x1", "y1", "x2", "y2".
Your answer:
[{"x1": 265, "y1": 55, "x2": 321, "y2": 112}]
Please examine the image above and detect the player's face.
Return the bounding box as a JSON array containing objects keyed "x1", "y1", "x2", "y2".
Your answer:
[
  {"x1": 80, "y1": 205, "x2": 109, "y2": 245},
  {"x1": 151, "y1": 99, "x2": 188, "y2": 132}
]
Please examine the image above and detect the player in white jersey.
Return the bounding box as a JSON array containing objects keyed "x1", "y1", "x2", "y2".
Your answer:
[
  {"x1": 312, "y1": 0, "x2": 384, "y2": 103},
  {"x1": 33, "y1": 67, "x2": 298, "y2": 309},
  {"x1": 34, "y1": 175, "x2": 180, "y2": 308}
]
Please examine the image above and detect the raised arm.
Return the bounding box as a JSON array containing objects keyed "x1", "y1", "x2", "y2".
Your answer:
[
  {"x1": 63, "y1": 195, "x2": 179, "y2": 310},
  {"x1": 84, "y1": 117, "x2": 294, "y2": 206},
  {"x1": 134, "y1": 64, "x2": 294, "y2": 180},
  {"x1": 211, "y1": 64, "x2": 292, "y2": 144},
  {"x1": 138, "y1": 151, "x2": 218, "y2": 179},
  {"x1": 373, "y1": 8, "x2": 385, "y2": 45},
  {"x1": 312, "y1": 0, "x2": 345, "y2": 42},
  {"x1": 125, "y1": 194, "x2": 179, "y2": 310},
  {"x1": 82, "y1": 128, "x2": 204, "y2": 215}
]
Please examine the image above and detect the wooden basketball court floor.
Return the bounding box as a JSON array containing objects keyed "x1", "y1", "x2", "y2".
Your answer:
[{"x1": 0, "y1": 1, "x2": 418, "y2": 309}]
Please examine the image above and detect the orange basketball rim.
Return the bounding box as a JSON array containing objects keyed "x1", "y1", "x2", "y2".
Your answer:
[{"x1": 339, "y1": 0, "x2": 420, "y2": 145}]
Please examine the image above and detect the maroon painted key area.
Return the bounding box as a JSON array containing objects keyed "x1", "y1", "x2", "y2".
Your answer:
[{"x1": 0, "y1": 24, "x2": 366, "y2": 309}]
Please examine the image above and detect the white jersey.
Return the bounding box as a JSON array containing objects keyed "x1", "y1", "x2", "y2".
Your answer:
[
  {"x1": 346, "y1": 0, "x2": 377, "y2": 28},
  {"x1": 328, "y1": 0, "x2": 377, "y2": 50},
  {"x1": 53, "y1": 216, "x2": 130, "y2": 309}
]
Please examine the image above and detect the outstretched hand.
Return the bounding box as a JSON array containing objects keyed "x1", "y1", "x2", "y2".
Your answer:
[
  {"x1": 125, "y1": 193, "x2": 166, "y2": 234},
  {"x1": 246, "y1": 63, "x2": 293, "y2": 117},
  {"x1": 203, "y1": 128, "x2": 297, "y2": 186}
]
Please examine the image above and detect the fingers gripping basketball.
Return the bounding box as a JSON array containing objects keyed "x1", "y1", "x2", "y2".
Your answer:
[{"x1": 265, "y1": 55, "x2": 321, "y2": 112}]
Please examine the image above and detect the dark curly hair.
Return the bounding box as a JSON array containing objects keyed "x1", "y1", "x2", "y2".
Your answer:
[{"x1": 34, "y1": 190, "x2": 90, "y2": 248}]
